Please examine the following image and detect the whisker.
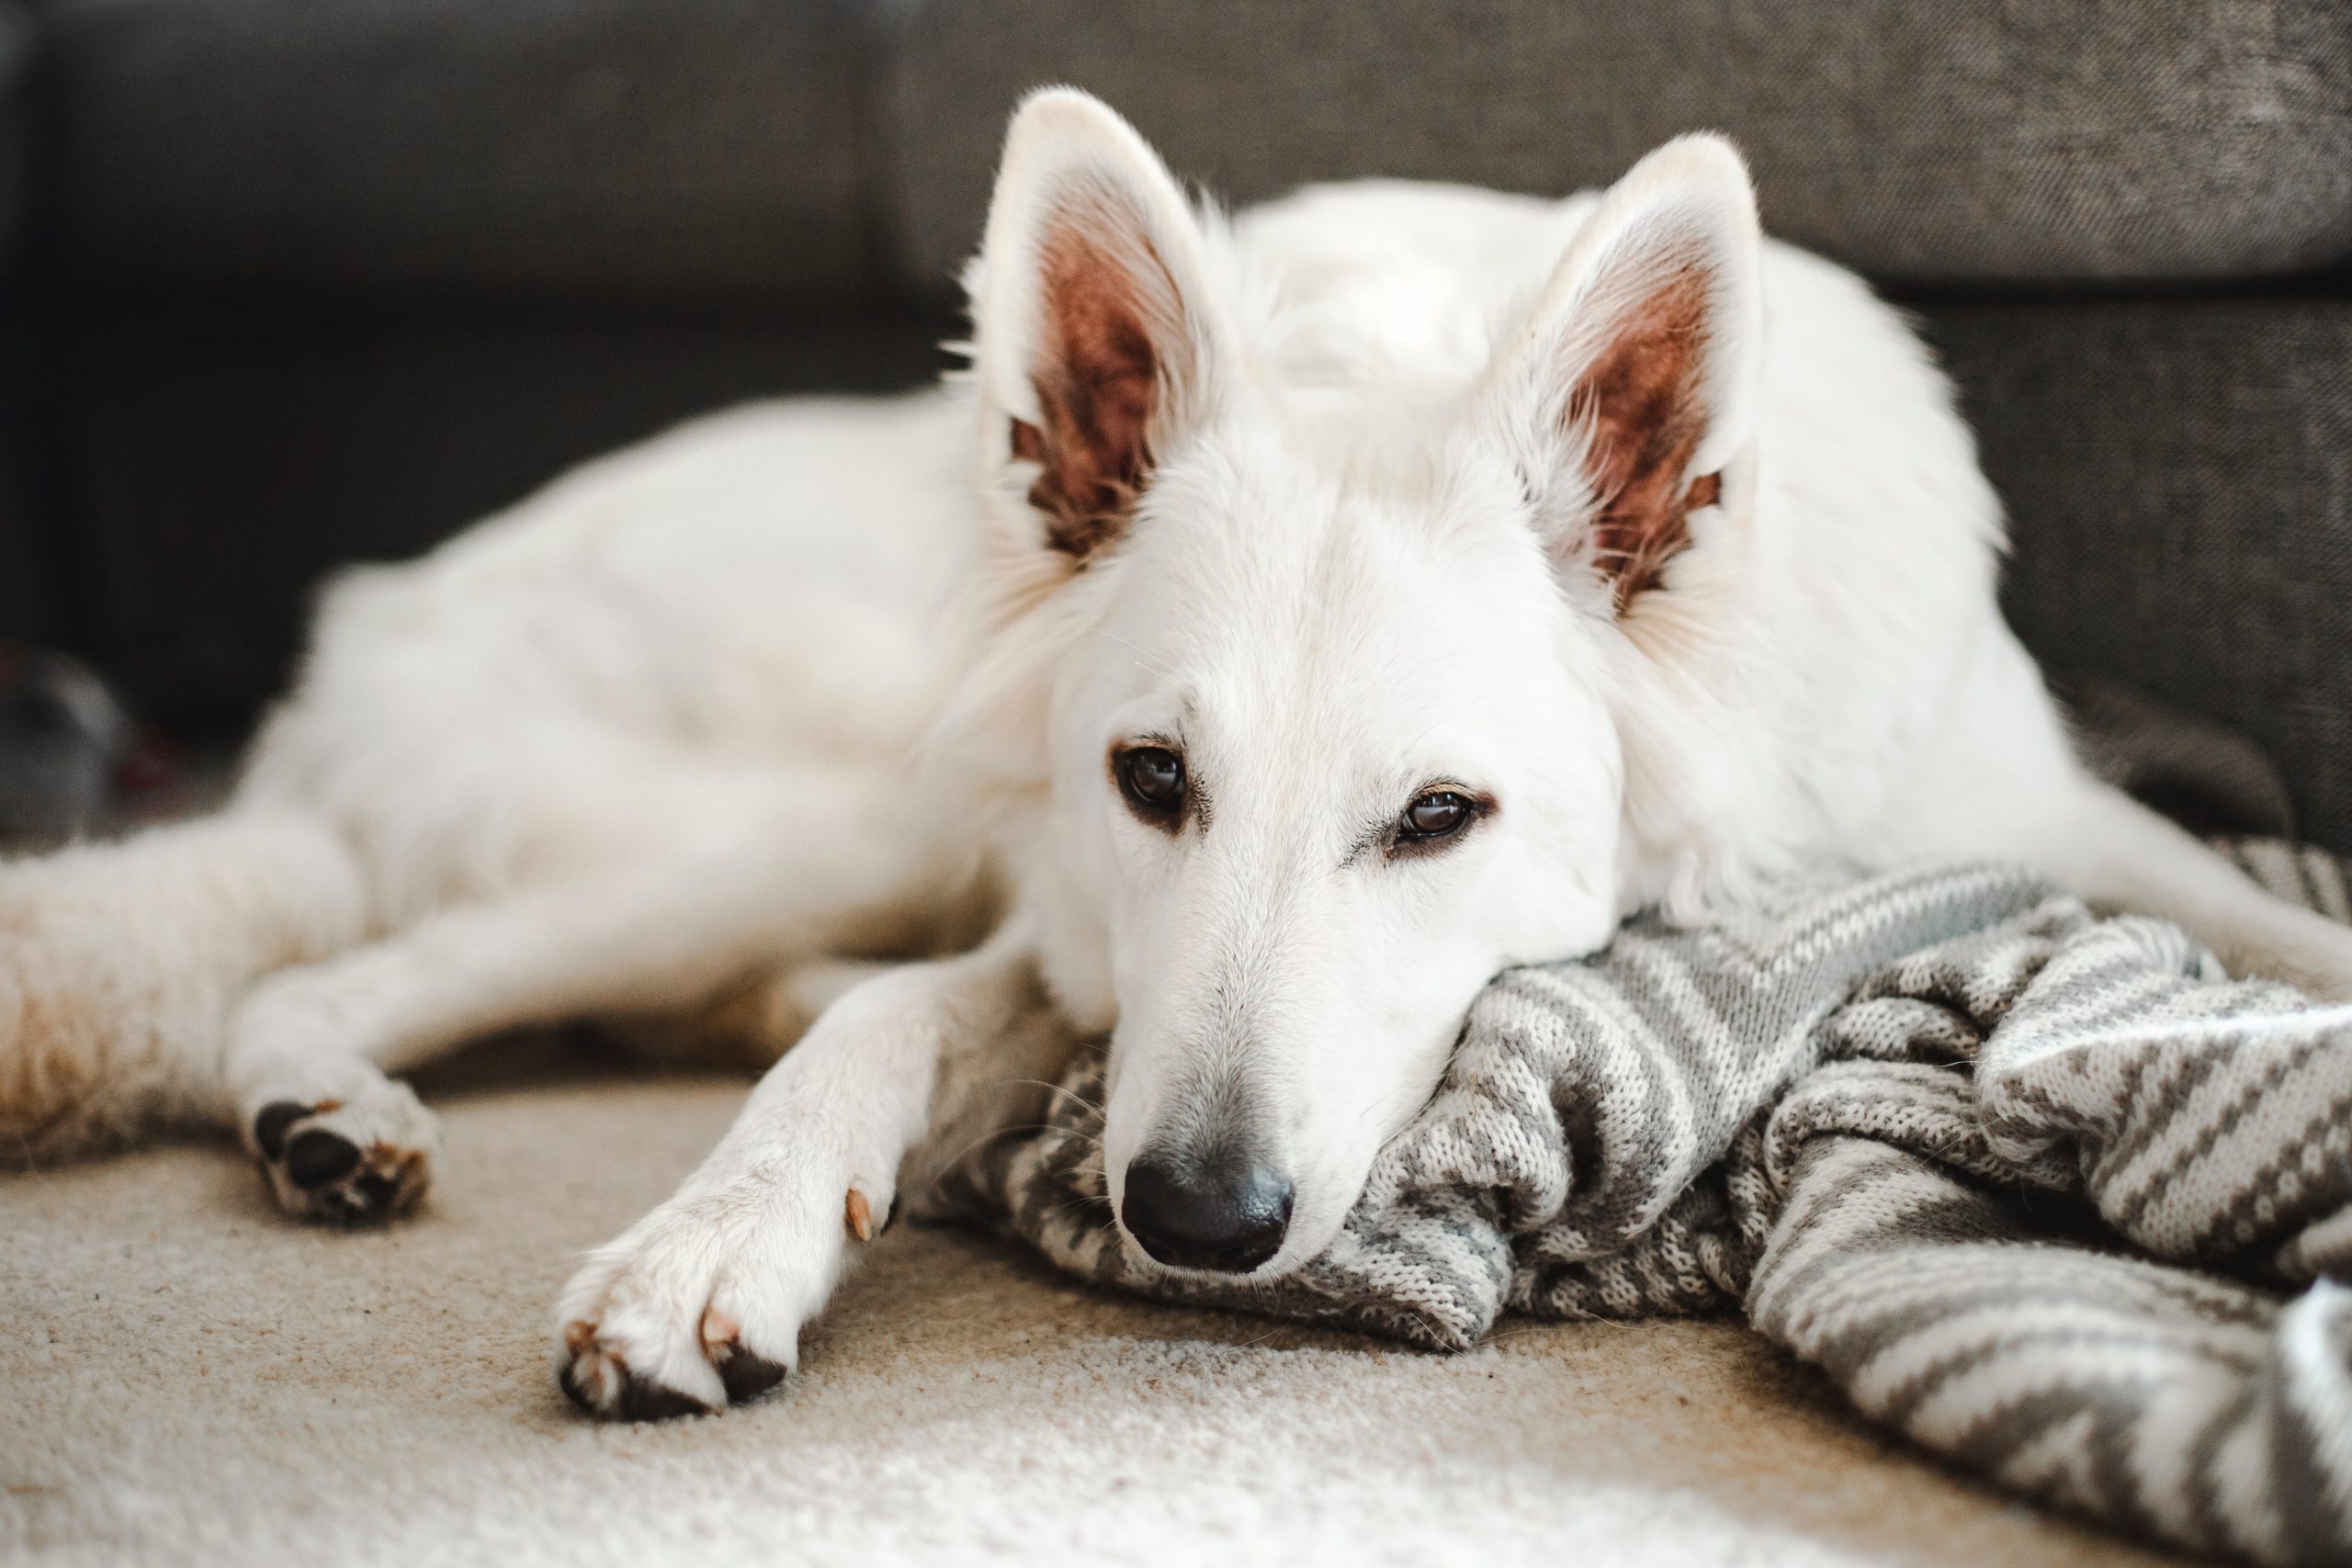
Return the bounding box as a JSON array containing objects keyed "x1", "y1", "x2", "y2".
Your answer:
[
  {"x1": 1001, "y1": 1077, "x2": 1106, "y2": 1116},
  {"x1": 922, "y1": 1115, "x2": 1102, "y2": 1185}
]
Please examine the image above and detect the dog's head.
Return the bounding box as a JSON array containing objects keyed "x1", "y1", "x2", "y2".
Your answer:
[{"x1": 946, "y1": 91, "x2": 1763, "y2": 1277}]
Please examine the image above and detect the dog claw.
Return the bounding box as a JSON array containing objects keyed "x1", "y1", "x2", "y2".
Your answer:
[
  {"x1": 711, "y1": 1335, "x2": 791, "y2": 1405},
  {"x1": 558, "y1": 1342, "x2": 717, "y2": 1423},
  {"x1": 557, "y1": 1303, "x2": 789, "y2": 1422},
  {"x1": 845, "y1": 1187, "x2": 874, "y2": 1242}
]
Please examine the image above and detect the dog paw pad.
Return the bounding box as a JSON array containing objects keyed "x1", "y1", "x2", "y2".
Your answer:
[
  {"x1": 253, "y1": 1100, "x2": 308, "y2": 1160},
  {"x1": 285, "y1": 1127, "x2": 361, "y2": 1189},
  {"x1": 246, "y1": 1084, "x2": 437, "y2": 1224}
]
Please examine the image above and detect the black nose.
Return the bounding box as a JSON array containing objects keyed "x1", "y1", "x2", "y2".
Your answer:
[{"x1": 1119, "y1": 1154, "x2": 1294, "y2": 1273}]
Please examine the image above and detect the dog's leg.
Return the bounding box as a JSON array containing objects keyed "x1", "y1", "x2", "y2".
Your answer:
[
  {"x1": 0, "y1": 809, "x2": 369, "y2": 1162},
  {"x1": 223, "y1": 795, "x2": 962, "y2": 1221},
  {"x1": 552, "y1": 928, "x2": 1076, "y2": 1420},
  {"x1": 2025, "y1": 781, "x2": 2352, "y2": 1001}
]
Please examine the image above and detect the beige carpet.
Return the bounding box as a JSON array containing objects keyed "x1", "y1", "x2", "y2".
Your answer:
[{"x1": 1, "y1": 1052, "x2": 2188, "y2": 1568}]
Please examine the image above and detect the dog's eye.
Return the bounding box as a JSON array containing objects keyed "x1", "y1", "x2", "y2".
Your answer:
[
  {"x1": 1396, "y1": 790, "x2": 1475, "y2": 845},
  {"x1": 1114, "y1": 745, "x2": 1187, "y2": 823}
]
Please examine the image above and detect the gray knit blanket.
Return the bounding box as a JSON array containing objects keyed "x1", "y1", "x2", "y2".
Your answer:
[{"x1": 946, "y1": 841, "x2": 2352, "y2": 1566}]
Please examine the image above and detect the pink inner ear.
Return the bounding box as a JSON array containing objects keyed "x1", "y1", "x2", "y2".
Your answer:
[
  {"x1": 1571, "y1": 266, "x2": 1717, "y2": 610},
  {"x1": 1021, "y1": 225, "x2": 1166, "y2": 560}
]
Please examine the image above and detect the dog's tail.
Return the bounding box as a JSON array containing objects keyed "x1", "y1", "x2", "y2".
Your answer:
[{"x1": 0, "y1": 809, "x2": 368, "y2": 1162}]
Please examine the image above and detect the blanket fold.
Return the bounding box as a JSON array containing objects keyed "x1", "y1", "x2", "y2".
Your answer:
[{"x1": 944, "y1": 844, "x2": 2352, "y2": 1565}]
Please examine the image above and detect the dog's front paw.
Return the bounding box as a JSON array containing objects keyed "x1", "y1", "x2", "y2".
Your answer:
[
  {"x1": 245, "y1": 1077, "x2": 439, "y2": 1223},
  {"x1": 553, "y1": 1169, "x2": 879, "y2": 1421}
]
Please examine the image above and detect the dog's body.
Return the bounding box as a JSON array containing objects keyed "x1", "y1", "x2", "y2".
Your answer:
[{"x1": 6, "y1": 93, "x2": 2349, "y2": 1419}]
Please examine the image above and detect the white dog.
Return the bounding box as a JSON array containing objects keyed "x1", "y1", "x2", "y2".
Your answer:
[{"x1": 6, "y1": 91, "x2": 2347, "y2": 1420}]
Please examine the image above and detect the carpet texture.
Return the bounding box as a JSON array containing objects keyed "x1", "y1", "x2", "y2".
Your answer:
[{"x1": 3, "y1": 1055, "x2": 2183, "y2": 1568}]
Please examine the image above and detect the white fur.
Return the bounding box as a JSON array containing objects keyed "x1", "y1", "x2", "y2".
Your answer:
[{"x1": 4, "y1": 91, "x2": 2346, "y2": 1410}]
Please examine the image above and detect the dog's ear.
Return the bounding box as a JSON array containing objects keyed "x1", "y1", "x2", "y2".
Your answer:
[
  {"x1": 972, "y1": 89, "x2": 1228, "y2": 563},
  {"x1": 1491, "y1": 135, "x2": 1763, "y2": 613}
]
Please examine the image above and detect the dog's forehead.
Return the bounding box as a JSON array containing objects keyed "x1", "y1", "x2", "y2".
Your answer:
[
  {"x1": 1134, "y1": 435, "x2": 1513, "y2": 620},
  {"x1": 1105, "y1": 472, "x2": 1561, "y2": 761},
  {"x1": 1140, "y1": 497, "x2": 1430, "y2": 650}
]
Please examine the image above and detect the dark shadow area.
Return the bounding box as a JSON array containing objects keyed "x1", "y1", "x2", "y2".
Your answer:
[{"x1": 40, "y1": 292, "x2": 955, "y2": 732}]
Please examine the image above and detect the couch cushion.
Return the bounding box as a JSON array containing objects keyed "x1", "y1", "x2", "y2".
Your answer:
[
  {"x1": 0, "y1": 3, "x2": 44, "y2": 642},
  {"x1": 60, "y1": 305, "x2": 949, "y2": 721},
  {"x1": 41, "y1": 0, "x2": 876, "y2": 301},
  {"x1": 1922, "y1": 299, "x2": 2352, "y2": 855},
  {"x1": 0, "y1": 0, "x2": 30, "y2": 265},
  {"x1": 881, "y1": 0, "x2": 2352, "y2": 298}
]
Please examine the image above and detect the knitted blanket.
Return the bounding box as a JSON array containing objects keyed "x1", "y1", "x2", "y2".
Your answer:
[{"x1": 946, "y1": 842, "x2": 2352, "y2": 1566}]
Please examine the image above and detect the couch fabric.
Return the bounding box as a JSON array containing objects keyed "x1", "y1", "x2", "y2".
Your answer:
[
  {"x1": 59, "y1": 305, "x2": 944, "y2": 719},
  {"x1": 0, "y1": 0, "x2": 43, "y2": 645},
  {"x1": 41, "y1": 0, "x2": 881, "y2": 301},
  {"x1": 1925, "y1": 299, "x2": 2352, "y2": 853},
  {"x1": 880, "y1": 0, "x2": 2352, "y2": 298},
  {"x1": 45, "y1": 2, "x2": 2352, "y2": 300}
]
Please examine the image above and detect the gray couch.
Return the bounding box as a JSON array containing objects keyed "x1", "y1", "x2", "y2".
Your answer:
[{"x1": 6, "y1": 2, "x2": 2349, "y2": 843}]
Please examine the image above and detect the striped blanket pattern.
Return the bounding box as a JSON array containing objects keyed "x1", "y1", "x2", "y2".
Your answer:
[{"x1": 947, "y1": 842, "x2": 2352, "y2": 1565}]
